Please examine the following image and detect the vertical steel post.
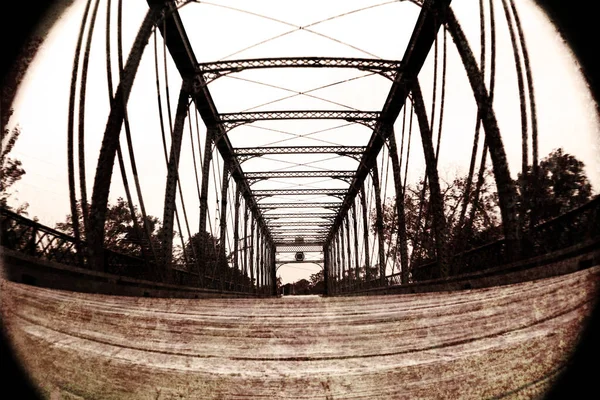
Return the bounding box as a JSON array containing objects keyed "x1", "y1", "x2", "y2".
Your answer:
[
  {"x1": 412, "y1": 82, "x2": 450, "y2": 278},
  {"x1": 161, "y1": 80, "x2": 190, "y2": 281},
  {"x1": 352, "y1": 202, "x2": 360, "y2": 290},
  {"x1": 335, "y1": 230, "x2": 341, "y2": 294},
  {"x1": 345, "y1": 215, "x2": 352, "y2": 288},
  {"x1": 198, "y1": 127, "x2": 215, "y2": 273},
  {"x1": 218, "y1": 161, "x2": 230, "y2": 291},
  {"x1": 233, "y1": 186, "x2": 240, "y2": 290},
  {"x1": 371, "y1": 164, "x2": 387, "y2": 286},
  {"x1": 387, "y1": 127, "x2": 410, "y2": 284},
  {"x1": 88, "y1": 7, "x2": 159, "y2": 271},
  {"x1": 249, "y1": 216, "x2": 255, "y2": 293},
  {"x1": 271, "y1": 244, "x2": 277, "y2": 296},
  {"x1": 256, "y1": 228, "x2": 262, "y2": 293},
  {"x1": 243, "y1": 207, "x2": 249, "y2": 291},
  {"x1": 446, "y1": 9, "x2": 521, "y2": 260},
  {"x1": 340, "y1": 221, "x2": 346, "y2": 292},
  {"x1": 360, "y1": 184, "x2": 371, "y2": 283},
  {"x1": 323, "y1": 244, "x2": 330, "y2": 296}
]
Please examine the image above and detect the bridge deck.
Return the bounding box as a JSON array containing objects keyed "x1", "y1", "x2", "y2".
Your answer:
[{"x1": 2, "y1": 267, "x2": 599, "y2": 399}]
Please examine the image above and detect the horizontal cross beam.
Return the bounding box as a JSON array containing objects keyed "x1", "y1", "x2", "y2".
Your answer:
[
  {"x1": 245, "y1": 170, "x2": 356, "y2": 180},
  {"x1": 260, "y1": 202, "x2": 342, "y2": 209},
  {"x1": 276, "y1": 260, "x2": 324, "y2": 265},
  {"x1": 235, "y1": 146, "x2": 366, "y2": 156},
  {"x1": 275, "y1": 244, "x2": 324, "y2": 251},
  {"x1": 267, "y1": 221, "x2": 332, "y2": 227},
  {"x1": 271, "y1": 228, "x2": 330, "y2": 234},
  {"x1": 198, "y1": 57, "x2": 402, "y2": 82},
  {"x1": 263, "y1": 213, "x2": 337, "y2": 219},
  {"x1": 220, "y1": 110, "x2": 379, "y2": 123},
  {"x1": 253, "y1": 188, "x2": 347, "y2": 197}
]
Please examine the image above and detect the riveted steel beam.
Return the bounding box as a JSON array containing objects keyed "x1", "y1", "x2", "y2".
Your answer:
[
  {"x1": 263, "y1": 213, "x2": 336, "y2": 219},
  {"x1": 235, "y1": 146, "x2": 366, "y2": 157},
  {"x1": 245, "y1": 170, "x2": 356, "y2": 180},
  {"x1": 267, "y1": 221, "x2": 332, "y2": 227},
  {"x1": 219, "y1": 110, "x2": 380, "y2": 131},
  {"x1": 275, "y1": 243, "x2": 324, "y2": 251},
  {"x1": 148, "y1": 0, "x2": 273, "y2": 255},
  {"x1": 253, "y1": 188, "x2": 348, "y2": 197},
  {"x1": 271, "y1": 229, "x2": 329, "y2": 235},
  {"x1": 260, "y1": 202, "x2": 342, "y2": 210},
  {"x1": 326, "y1": 0, "x2": 452, "y2": 245},
  {"x1": 198, "y1": 57, "x2": 402, "y2": 82}
]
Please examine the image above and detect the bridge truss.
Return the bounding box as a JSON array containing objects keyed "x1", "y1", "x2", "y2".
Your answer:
[{"x1": 33, "y1": 0, "x2": 572, "y2": 297}]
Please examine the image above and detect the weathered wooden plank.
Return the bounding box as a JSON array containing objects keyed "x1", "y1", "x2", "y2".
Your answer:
[{"x1": 1, "y1": 267, "x2": 598, "y2": 399}]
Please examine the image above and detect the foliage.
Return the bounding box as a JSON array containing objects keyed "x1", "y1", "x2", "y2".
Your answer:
[
  {"x1": 377, "y1": 168, "x2": 502, "y2": 267},
  {"x1": 1, "y1": 37, "x2": 42, "y2": 213},
  {"x1": 376, "y1": 148, "x2": 594, "y2": 274},
  {"x1": 55, "y1": 197, "x2": 162, "y2": 258},
  {"x1": 179, "y1": 230, "x2": 254, "y2": 289},
  {"x1": 517, "y1": 148, "x2": 593, "y2": 225}
]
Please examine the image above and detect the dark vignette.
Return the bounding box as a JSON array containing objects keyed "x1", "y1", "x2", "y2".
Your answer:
[{"x1": 0, "y1": 1, "x2": 598, "y2": 398}]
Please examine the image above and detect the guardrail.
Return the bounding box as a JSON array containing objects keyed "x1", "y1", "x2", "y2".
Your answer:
[
  {"x1": 339, "y1": 196, "x2": 600, "y2": 292},
  {"x1": 1, "y1": 207, "x2": 259, "y2": 293}
]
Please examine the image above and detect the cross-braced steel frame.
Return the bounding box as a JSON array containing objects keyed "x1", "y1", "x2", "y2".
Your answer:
[{"x1": 72, "y1": 0, "x2": 538, "y2": 297}]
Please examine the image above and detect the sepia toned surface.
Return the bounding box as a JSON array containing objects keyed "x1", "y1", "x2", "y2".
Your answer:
[{"x1": 2, "y1": 266, "x2": 598, "y2": 399}]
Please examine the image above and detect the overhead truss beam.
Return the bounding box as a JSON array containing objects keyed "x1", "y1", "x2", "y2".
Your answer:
[
  {"x1": 260, "y1": 202, "x2": 342, "y2": 209},
  {"x1": 147, "y1": 0, "x2": 273, "y2": 246},
  {"x1": 245, "y1": 170, "x2": 355, "y2": 180},
  {"x1": 235, "y1": 146, "x2": 365, "y2": 157},
  {"x1": 327, "y1": 0, "x2": 452, "y2": 243},
  {"x1": 275, "y1": 244, "x2": 324, "y2": 251},
  {"x1": 263, "y1": 213, "x2": 336, "y2": 219},
  {"x1": 267, "y1": 222, "x2": 332, "y2": 227},
  {"x1": 197, "y1": 57, "x2": 402, "y2": 82},
  {"x1": 271, "y1": 228, "x2": 329, "y2": 233},
  {"x1": 219, "y1": 110, "x2": 380, "y2": 131},
  {"x1": 253, "y1": 189, "x2": 347, "y2": 197}
]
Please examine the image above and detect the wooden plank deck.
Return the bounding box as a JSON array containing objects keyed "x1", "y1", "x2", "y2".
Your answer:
[{"x1": 1, "y1": 267, "x2": 599, "y2": 399}]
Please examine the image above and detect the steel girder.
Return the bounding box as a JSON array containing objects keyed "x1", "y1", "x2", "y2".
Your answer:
[
  {"x1": 147, "y1": 1, "x2": 273, "y2": 249},
  {"x1": 326, "y1": 0, "x2": 452, "y2": 244},
  {"x1": 253, "y1": 188, "x2": 347, "y2": 197},
  {"x1": 267, "y1": 221, "x2": 332, "y2": 227},
  {"x1": 245, "y1": 170, "x2": 355, "y2": 180},
  {"x1": 219, "y1": 110, "x2": 380, "y2": 131},
  {"x1": 88, "y1": 6, "x2": 161, "y2": 272},
  {"x1": 274, "y1": 237, "x2": 328, "y2": 241},
  {"x1": 260, "y1": 202, "x2": 342, "y2": 209},
  {"x1": 277, "y1": 260, "x2": 324, "y2": 265},
  {"x1": 276, "y1": 244, "x2": 324, "y2": 251},
  {"x1": 263, "y1": 213, "x2": 336, "y2": 219},
  {"x1": 235, "y1": 146, "x2": 365, "y2": 158},
  {"x1": 271, "y1": 229, "x2": 329, "y2": 234},
  {"x1": 197, "y1": 57, "x2": 402, "y2": 82}
]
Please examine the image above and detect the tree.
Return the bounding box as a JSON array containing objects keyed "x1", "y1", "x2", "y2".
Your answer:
[
  {"x1": 1, "y1": 37, "x2": 42, "y2": 213},
  {"x1": 378, "y1": 168, "x2": 502, "y2": 269},
  {"x1": 309, "y1": 269, "x2": 325, "y2": 294},
  {"x1": 518, "y1": 148, "x2": 593, "y2": 225},
  {"x1": 179, "y1": 231, "x2": 253, "y2": 290},
  {"x1": 55, "y1": 197, "x2": 162, "y2": 258}
]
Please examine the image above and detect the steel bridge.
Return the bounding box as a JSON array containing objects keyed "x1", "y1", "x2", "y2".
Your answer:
[
  {"x1": 2, "y1": 0, "x2": 600, "y2": 398},
  {"x1": 1, "y1": 0, "x2": 598, "y2": 297}
]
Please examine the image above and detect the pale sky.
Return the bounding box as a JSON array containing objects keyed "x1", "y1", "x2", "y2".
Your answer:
[{"x1": 6, "y1": 0, "x2": 600, "y2": 284}]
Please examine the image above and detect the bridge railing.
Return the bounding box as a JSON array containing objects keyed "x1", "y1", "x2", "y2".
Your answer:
[
  {"x1": 1, "y1": 208, "x2": 82, "y2": 266},
  {"x1": 342, "y1": 196, "x2": 600, "y2": 291},
  {"x1": 1, "y1": 207, "x2": 258, "y2": 293}
]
